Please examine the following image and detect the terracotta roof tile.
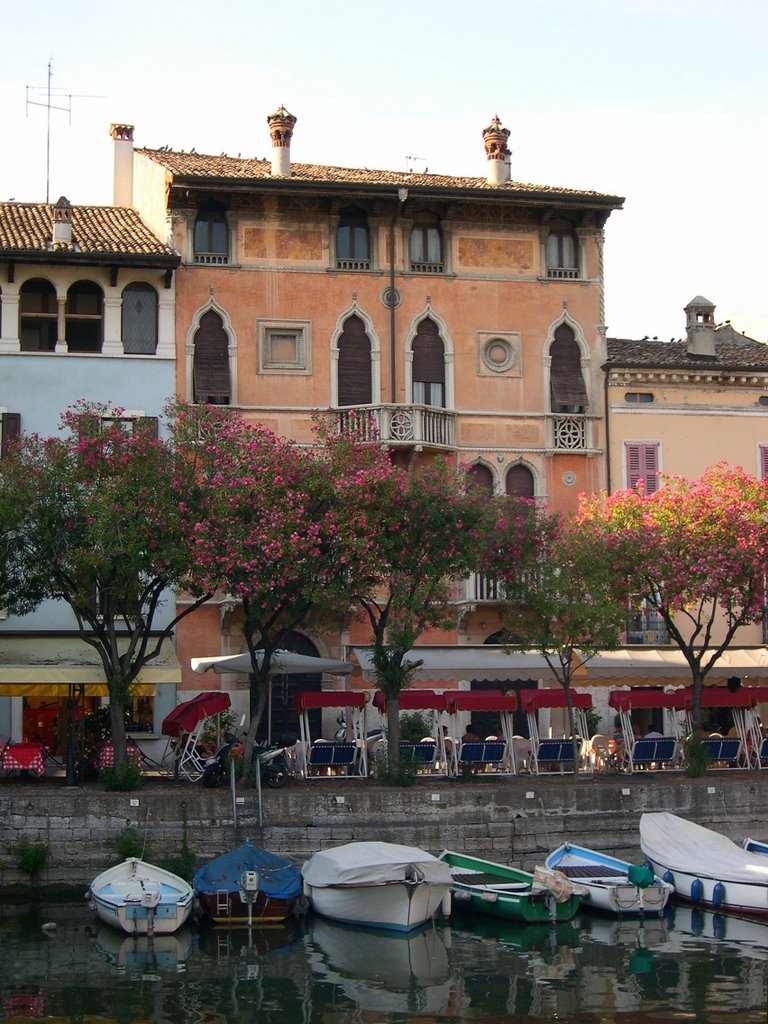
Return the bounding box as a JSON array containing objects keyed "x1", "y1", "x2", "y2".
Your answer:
[
  {"x1": 140, "y1": 147, "x2": 623, "y2": 205},
  {"x1": 607, "y1": 331, "x2": 768, "y2": 371},
  {"x1": 0, "y1": 202, "x2": 178, "y2": 261}
]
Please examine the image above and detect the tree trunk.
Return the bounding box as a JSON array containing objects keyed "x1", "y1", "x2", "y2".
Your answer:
[
  {"x1": 387, "y1": 696, "x2": 401, "y2": 770},
  {"x1": 108, "y1": 695, "x2": 128, "y2": 769},
  {"x1": 240, "y1": 671, "x2": 269, "y2": 784}
]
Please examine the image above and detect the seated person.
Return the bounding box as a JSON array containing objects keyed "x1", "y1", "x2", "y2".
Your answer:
[
  {"x1": 462, "y1": 724, "x2": 481, "y2": 743},
  {"x1": 644, "y1": 728, "x2": 664, "y2": 739}
]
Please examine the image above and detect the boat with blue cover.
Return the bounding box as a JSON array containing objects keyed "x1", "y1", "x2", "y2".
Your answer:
[{"x1": 193, "y1": 838, "x2": 304, "y2": 925}]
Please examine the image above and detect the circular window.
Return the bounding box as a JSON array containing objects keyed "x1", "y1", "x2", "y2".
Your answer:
[
  {"x1": 562, "y1": 471, "x2": 577, "y2": 486},
  {"x1": 381, "y1": 287, "x2": 402, "y2": 309},
  {"x1": 482, "y1": 337, "x2": 515, "y2": 372}
]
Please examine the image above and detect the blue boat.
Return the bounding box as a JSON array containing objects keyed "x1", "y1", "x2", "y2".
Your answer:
[{"x1": 193, "y1": 839, "x2": 304, "y2": 925}]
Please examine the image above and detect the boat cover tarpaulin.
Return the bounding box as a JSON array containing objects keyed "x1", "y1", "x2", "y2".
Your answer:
[
  {"x1": 161, "y1": 691, "x2": 231, "y2": 737},
  {"x1": 640, "y1": 812, "x2": 768, "y2": 886},
  {"x1": 302, "y1": 842, "x2": 452, "y2": 888},
  {"x1": 193, "y1": 840, "x2": 302, "y2": 901},
  {"x1": 518, "y1": 688, "x2": 592, "y2": 713}
]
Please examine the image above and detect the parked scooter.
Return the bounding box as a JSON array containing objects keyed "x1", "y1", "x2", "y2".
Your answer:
[
  {"x1": 202, "y1": 732, "x2": 293, "y2": 789},
  {"x1": 201, "y1": 732, "x2": 240, "y2": 788}
]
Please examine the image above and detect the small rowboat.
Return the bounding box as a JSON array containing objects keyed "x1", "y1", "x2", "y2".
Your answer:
[
  {"x1": 545, "y1": 842, "x2": 672, "y2": 915},
  {"x1": 439, "y1": 850, "x2": 585, "y2": 923},
  {"x1": 88, "y1": 858, "x2": 193, "y2": 935}
]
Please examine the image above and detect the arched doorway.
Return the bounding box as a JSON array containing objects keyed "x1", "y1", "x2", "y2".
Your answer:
[{"x1": 251, "y1": 632, "x2": 324, "y2": 744}]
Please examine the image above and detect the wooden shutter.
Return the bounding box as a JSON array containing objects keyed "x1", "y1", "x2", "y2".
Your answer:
[
  {"x1": 193, "y1": 311, "x2": 231, "y2": 401},
  {"x1": 413, "y1": 319, "x2": 445, "y2": 384},
  {"x1": 506, "y1": 464, "x2": 535, "y2": 499},
  {"x1": 550, "y1": 324, "x2": 588, "y2": 410},
  {"x1": 337, "y1": 315, "x2": 372, "y2": 406},
  {"x1": 1, "y1": 412, "x2": 21, "y2": 458},
  {"x1": 468, "y1": 464, "x2": 494, "y2": 495},
  {"x1": 626, "y1": 443, "x2": 659, "y2": 493}
]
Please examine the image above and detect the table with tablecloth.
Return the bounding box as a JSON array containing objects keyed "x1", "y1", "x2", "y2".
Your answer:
[
  {"x1": 2, "y1": 742, "x2": 47, "y2": 777},
  {"x1": 94, "y1": 741, "x2": 140, "y2": 770}
]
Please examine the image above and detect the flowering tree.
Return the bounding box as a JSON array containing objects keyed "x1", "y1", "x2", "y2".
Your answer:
[
  {"x1": 495, "y1": 509, "x2": 629, "y2": 764},
  {"x1": 578, "y1": 463, "x2": 768, "y2": 749},
  {"x1": 175, "y1": 405, "x2": 395, "y2": 778},
  {"x1": 351, "y1": 460, "x2": 533, "y2": 769},
  {"x1": 0, "y1": 403, "x2": 212, "y2": 767}
]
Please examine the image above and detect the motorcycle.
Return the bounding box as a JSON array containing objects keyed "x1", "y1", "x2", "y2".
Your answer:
[
  {"x1": 202, "y1": 732, "x2": 292, "y2": 789},
  {"x1": 201, "y1": 731, "x2": 240, "y2": 788}
]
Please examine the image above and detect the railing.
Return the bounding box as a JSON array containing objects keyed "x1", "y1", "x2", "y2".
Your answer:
[
  {"x1": 194, "y1": 252, "x2": 229, "y2": 265},
  {"x1": 458, "y1": 573, "x2": 505, "y2": 604},
  {"x1": 409, "y1": 261, "x2": 445, "y2": 274},
  {"x1": 546, "y1": 267, "x2": 579, "y2": 280},
  {"x1": 549, "y1": 414, "x2": 587, "y2": 451},
  {"x1": 335, "y1": 257, "x2": 371, "y2": 271},
  {"x1": 335, "y1": 404, "x2": 456, "y2": 448}
]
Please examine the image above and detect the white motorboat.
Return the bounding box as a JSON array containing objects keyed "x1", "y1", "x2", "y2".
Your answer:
[
  {"x1": 301, "y1": 841, "x2": 452, "y2": 932},
  {"x1": 545, "y1": 842, "x2": 672, "y2": 914},
  {"x1": 88, "y1": 857, "x2": 194, "y2": 935},
  {"x1": 640, "y1": 812, "x2": 768, "y2": 918}
]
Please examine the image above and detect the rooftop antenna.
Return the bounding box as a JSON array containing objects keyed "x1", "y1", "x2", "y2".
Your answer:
[
  {"x1": 25, "y1": 59, "x2": 104, "y2": 203},
  {"x1": 405, "y1": 155, "x2": 427, "y2": 174}
]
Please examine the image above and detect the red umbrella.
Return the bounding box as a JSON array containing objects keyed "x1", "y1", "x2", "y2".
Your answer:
[{"x1": 161, "y1": 691, "x2": 231, "y2": 737}]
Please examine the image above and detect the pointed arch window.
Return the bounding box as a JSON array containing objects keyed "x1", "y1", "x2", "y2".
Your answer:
[
  {"x1": 193, "y1": 310, "x2": 231, "y2": 405},
  {"x1": 121, "y1": 283, "x2": 158, "y2": 354},
  {"x1": 66, "y1": 281, "x2": 103, "y2": 353},
  {"x1": 550, "y1": 323, "x2": 588, "y2": 413},
  {"x1": 194, "y1": 201, "x2": 229, "y2": 265},
  {"x1": 337, "y1": 315, "x2": 372, "y2": 406},
  {"x1": 412, "y1": 318, "x2": 445, "y2": 407},
  {"x1": 468, "y1": 464, "x2": 494, "y2": 495},
  {"x1": 20, "y1": 278, "x2": 58, "y2": 352},
  {"x1": 506, "y1": 464, "x2": 535, "y2": 499},
  {"x1": 336, "y1": 207, "x2": 370, "y2": 271}
]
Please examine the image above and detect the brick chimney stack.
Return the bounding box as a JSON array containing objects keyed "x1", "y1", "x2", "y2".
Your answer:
[
  {"x1": 110, "y1": 123, "x2": 135, "y2": 207},
  {"x1": 267, "y1": 105, "x2": 297, "y2": 177},
  {"x1": 482, "y1": 115, "x2": 511, "y2": 185},
  {"x1": 52, "y1": 196, "x2": 73, "y2": 245}
]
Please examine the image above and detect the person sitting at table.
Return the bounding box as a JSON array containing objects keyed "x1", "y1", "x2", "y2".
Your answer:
[{"x1": 462, "y1": 724, "x2": 481, "y2": 743}]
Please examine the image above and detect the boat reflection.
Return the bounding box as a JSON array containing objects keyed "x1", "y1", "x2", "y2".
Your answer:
[
  {"x1": 662, "y1": 904, "x2": 768, "y2": 955},
  {"x1": 195, "y1": 916, "x2": 304, "y2": 959},
  {"x1": 306, "y1": 916, "x2": 452, "y2": 1014},
  {"x1": 574, "y1": 911, "x2": 669, "y2": 949},
  {"x1": 450, "y1": 909, "x2": 581, "y2": 952},
  {"x1": 93, "y1": 925, "x2": 193, "y2": 972}
]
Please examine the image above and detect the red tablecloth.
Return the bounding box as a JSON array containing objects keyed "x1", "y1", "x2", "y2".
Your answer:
[
  {"x1": 96, "y1": 742, "x2": 140, "y2": 769},
  {"x1": 2, "y1": 743, "x2": 47, "y2": 777}
]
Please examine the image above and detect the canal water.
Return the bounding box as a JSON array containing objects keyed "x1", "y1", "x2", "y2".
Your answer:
[{"x1": 2, "y1": 896, "x2": 767, "y2": 1023}]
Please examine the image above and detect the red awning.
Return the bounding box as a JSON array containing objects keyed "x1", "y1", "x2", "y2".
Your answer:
[
  {"x1": 518, "y1": 688, "x2": 592, "y2": 714},
  {"x1": 445, "y1": 690, "x2": 518, "y2": 714},
  {"x1": 609, "y1": 689, "x2": 688, "y2": 712},
  {"x1": 161, "y1": 691, "x2": 231, "y2": 737},
  {"x1": 372, "y1": 689, "x2": 450, "y2": 713},
  {"x1": 293, "y1": 691, "x2": 367, "y2": 711},
  {"x1": 609, "y1": 687, "x2": 761, "y2": 712}
]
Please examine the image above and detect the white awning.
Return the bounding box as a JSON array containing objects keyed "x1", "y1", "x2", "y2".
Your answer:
[
  {"x1": 352, "y1": 646, "x2": 557, "y2": 683},
  {"x1": 191, "y1": 650, "x2": 353, "y2": 677},
  {"x1": 585, "y1": 648, "x2": 768, "y2": 682}
]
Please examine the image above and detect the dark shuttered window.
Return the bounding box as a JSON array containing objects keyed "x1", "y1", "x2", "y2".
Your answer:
[
  {"x1": 1, "y1": 412, "x2": 21, "y2": 458},
  {"x1": 625, "y1": 442, "x2": 659, "y2": 494},
  {"x1": 550, "y1": 324, "x2": 588, "y2": 412},
  {"x1": 506, "y1": 464, "x2": 535, "y2": 499},
  {"x1": 468, "y1": 464, "x2": 494, "y2": 495},
  {"x1": 412, "y1": 318, "x2": 445, "y2": 407},
  {"x1": 337, "y1": 315, "x2": 372, "y2": 406},
  {"x1": 193, "y1": 311, "x2": 231, "y2": 405}
]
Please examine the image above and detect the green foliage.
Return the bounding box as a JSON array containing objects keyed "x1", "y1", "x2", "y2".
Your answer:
[
  {"x1": 110, "y1": 826, "x2": 146, "y2": 862},
  {"x1": 159, "y1": 810, "x2": 196, "y2": 882},
  {"x1": 374, "y1": 747, "x2": 417, "y2": 787},
  {"x1": 584, "y1": 707, "x2": 602, "y2": 738},
  {"x1": 399, "y1": 711, "x2": 432, "y2": 742},
  {"x1": 684, "y1": 735, "x2": 711, "y2": 778},
  {"x1": 101, "y1": 760, "x2": 143, "y2": 791},
  {"x1": 15, "y1": 838, "x2": 48, "y2": 878}
]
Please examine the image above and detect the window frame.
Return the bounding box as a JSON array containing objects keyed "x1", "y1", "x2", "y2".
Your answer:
[
  {"x1": 194, "y1": 202, "x2": 230, "y2": 265},
  {"x1": 545, "y1": 222, "x2": 580, "y2": 280},
  {"x1": 121, "y1": 282, "x2": 159, "y2": 355},
  {"x1": 625, "y1": 441, "x2": 660, "y2": 494},
  {"x1": 19, "y1": 278, "x2": 58, "y2": 352},
  {"x1": 336, "y1": 207, "x2": 371, "y2": 270},
  {"x1": 409, "y1": 211, "x2": 444, "y2": 274},
  {"x1": 257, "y1": 319, "x2": 312, "y2": 374},
  {"x1": 65, "y1": 280, "x2": 104, "y2": 353}
]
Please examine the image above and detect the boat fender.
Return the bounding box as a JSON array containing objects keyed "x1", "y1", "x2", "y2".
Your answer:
[
  {"x1": 303, "y1": 880, "x2": 312, "y2": 898},
  {"x1": 712, "y1": 882, "x2": 725, "y2": 909},
  {"x1": 441, "y1": 891, "x2": 452, "y2": 917},
  {"x1": 690, "y1": 878, "x2": 703, "y2": 903},
  {"x1": 481, "y1": 891, "x2": 499, "y2": 903},
  {"x1": 454, "y1": 890, "x2": 471, "y2": 902},
  {"x1": 662, "y1": 870, "x2": 674, "y2": 888}
]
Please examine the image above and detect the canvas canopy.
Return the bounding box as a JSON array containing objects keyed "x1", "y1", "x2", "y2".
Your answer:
[
  {"x1": 353, "y1": 646, "x2": 557, "y2": 683},
  {"x1": 301, "y1": 841, "x2": 452, "y2": 888},
  {"x1": 161, "y1": 691, "x2": 231, "y2": 738},
  {"x1": 585, "y1": 648, "x2": 768, "y2": 682},
  {"x1": 609, "y1": 689, "x2": 687, "y2": 712},
  {"x1": 192, "y1": 650, "x2": 353, "y2": 677},
  {"x1": 640, "y1": 812, "x2": 768, "y2": 886},
  {"x1": 293, "y1": 691, "x2": 367, "y2": 711},
  {"x1": 372, "y1": 690, "x2": 449, "y2": 712},
  {"x1": 518, "y1": 688, "x2": 592, "y2": 714},
  {"x1": 444, "y1": 690, "x2": 518, "y2": 714}
]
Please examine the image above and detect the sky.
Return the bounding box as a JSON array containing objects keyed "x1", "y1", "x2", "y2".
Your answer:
[{"x1": 1, "y1": 0, "x2": 767, "y2": 342}]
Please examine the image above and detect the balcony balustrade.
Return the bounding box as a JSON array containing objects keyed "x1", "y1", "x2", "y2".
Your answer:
[{"x1": 335, "y1": 404, "x2": 456, "y2": 449}]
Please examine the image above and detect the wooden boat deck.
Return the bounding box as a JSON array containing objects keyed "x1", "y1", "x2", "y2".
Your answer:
[
  {"x1": 555, "y1": 864, "x2": 626, "y2": 879},
  {"x1": 450, "y1": 870, "x2": 530, "y2": 891}
]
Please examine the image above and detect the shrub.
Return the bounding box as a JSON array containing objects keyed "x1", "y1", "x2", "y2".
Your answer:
[
  {"x1": 684, "y1": 736, "x2": 711, "y2": 778},
  {"x1": 399, "y1": 711, "x2": 432, "y2": 742},
  {"x1": 15, "y1": 839, "x2": 48, "y2": 878},
  {"x1": 110, "y1": 826, "x2": 147, "y2": 862},
  {"x1": 101, "y1": 760, "x2": 143, "y2": 792},
  {"x1": 375, "y1": 747, "x2": 417, "y2": 787},
  {"x1": 159, "y1": 810, "x2": 196, "y2": 882}
]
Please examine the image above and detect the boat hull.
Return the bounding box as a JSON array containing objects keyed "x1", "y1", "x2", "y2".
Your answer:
[
  {"x1": 545, "y1": 843, "x2": 671, "y2": 915},
  {"x1": 196, "y1": 890, "x2": 301, "y2": 925},
  {"x1": 305, "y1": 879, "x2": 449, "y2": 932},
  {"x1": 193, "y1": 841, "x2": 304, "y2": 926},
  {"x1": 440, "y1": 850, "x2": 582, "y2": 923},
  {"x1": 644, "y1": 857, "x2": 768, "y2": 918},
  {"x1": 88, "y1": 858, "x2": 193, "y2": 935}
]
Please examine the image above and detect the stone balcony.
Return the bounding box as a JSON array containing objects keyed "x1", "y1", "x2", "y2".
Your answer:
[{"x1": 335, "y1": 404, "x2": 456, "y2": 450}]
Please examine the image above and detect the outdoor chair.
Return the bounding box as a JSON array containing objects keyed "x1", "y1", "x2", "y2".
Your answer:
[
  {"x1": 700, "y1": 736, "x2": 745, "y2": 769},
  {"x1": 628, "y1": 736, "x2": 677, "y2": 772},
  {"x1": 531, "y1": 738, "x2": 578, "y2": 775},
  {"x1": 307, "y1": 741, "x2": 359, "y2": 778},
  {"x1": 458, "y1": 740, "x2": 507, "y2": 773}
]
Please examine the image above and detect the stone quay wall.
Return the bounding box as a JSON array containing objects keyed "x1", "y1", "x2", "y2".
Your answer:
[{"x1": 1, "y1": 773, "x2": 765, "y2": 889}]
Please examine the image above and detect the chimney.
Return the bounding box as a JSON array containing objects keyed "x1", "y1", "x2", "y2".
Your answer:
[
  {"x1": 482, "y1": 115, "x2": 511, "y2": 185},
  {"x1": 267, "y1": 105, "x2": 297, "y2": 177},
  {"x1": 685, "y1": 295, "x2": 717, "y2": 357},
  {"x1": 52, "y1": 196, "x2": 73, "y2": 245},
  {"x1": 110, "y1": 123, "x2": 135, "y2": 207}
]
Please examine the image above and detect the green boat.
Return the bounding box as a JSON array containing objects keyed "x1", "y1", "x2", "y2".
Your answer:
[{"x1": 439, "y1": 850, "x2": 585, "y2": 923}]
